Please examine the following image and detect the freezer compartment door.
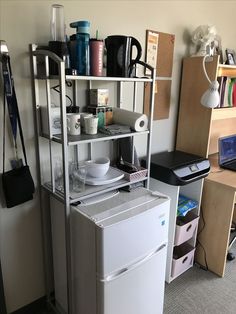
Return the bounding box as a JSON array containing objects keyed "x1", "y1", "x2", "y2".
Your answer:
[
  {"x1": 97, "y1": 199, "x2": 169, "y2": 277},
  {"x1": 97, "y1": 244, "x2": 167, "y2": 314}
]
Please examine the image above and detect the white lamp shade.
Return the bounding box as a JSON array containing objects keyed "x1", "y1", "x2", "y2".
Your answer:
[{"x1": 200, "y1": 80, "x2": 220, "y2": 108}]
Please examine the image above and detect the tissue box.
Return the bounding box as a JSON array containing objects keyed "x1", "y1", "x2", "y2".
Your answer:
[
  {"x1": 41, "y1": 106, "x2": 61, "y2": 135},
  {"x1": 89, "y1": 89, "x2": 109, "y2": 107}
]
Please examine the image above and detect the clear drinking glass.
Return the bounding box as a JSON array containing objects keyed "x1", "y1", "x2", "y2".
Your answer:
[
  {"x1": 54, "y1": 159, "x2": 64, "y2": 192},
  {"x1": 51, "y1": 4, "x2": 65, "y2": 41},
  {"x1": 69, "y1": 162, "x2": 87, "y2": 193}
]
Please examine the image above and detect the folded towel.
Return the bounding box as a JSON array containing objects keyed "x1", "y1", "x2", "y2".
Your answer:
[{"x1": 99, "y1": 124, "x2": 131, "y2": 135}]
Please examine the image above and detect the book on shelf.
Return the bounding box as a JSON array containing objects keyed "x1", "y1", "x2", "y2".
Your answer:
[
  {"x1": 233, "y1": 80, "x2": 236, "y2": 107},
  {"x1": 218, "y1": 76, "x2": 226, "y2": 108},
  {"x1": 218, "y1": 77, "x2": 236, "y2": 108}
]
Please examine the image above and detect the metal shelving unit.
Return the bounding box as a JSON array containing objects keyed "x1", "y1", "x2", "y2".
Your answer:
[
  {"x1": 52, "y1": 129, "x2": 149, "y2": 145},
  {"x1": 29, "y1": 43, "x2": 155, "y2": 314}
]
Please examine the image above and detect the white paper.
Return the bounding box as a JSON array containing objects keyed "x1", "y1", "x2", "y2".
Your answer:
[{"x1": 112, "y1": 108, "x2": 148, "y2": 132}]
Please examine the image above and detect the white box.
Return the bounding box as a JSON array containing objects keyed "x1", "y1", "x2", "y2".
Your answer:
[{"x1": 41, "y1": 106, "x2": 61, "y2": 135}]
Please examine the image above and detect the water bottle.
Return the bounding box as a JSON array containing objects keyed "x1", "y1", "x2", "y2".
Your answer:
[{"x1": 70, "y1": 21, "x2": 90, "y2": 75}]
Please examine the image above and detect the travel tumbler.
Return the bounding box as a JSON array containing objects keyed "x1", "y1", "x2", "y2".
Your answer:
[{"x1": 90, "y1": 39, "x2": 104, "y2": 76}]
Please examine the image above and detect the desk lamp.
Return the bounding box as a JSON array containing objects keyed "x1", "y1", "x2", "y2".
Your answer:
[{"x1": 200, "y1": 54, "x2": 220, "y2": 108}]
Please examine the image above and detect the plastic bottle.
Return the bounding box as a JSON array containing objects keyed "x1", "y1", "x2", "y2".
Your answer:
[{"x1": 70, "y1": 21, "x2": 90, "y2": 75}]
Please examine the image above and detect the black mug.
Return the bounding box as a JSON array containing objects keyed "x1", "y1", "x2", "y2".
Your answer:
[{"x1": 105, "y1": 35, "x2": 142, "y2": 77}]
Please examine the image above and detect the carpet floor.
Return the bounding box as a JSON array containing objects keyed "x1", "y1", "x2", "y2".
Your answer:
[{"x1": 164, "y1": 242, "x2": 236, "y2": 314}]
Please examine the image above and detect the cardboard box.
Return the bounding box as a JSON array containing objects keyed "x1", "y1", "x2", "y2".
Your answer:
[
  {"x1": 105, "y1": 107, "x2": 113, "y2": 125},
  {"x1": 87, "y1": 106, "x2": 105, "y2": 129},
  {"x1": 41, "y1": 106, "x2": 61, "y2": 135},
  {"x1": 89, "y1": 89, "x2": 109, "y2": 107},
  {"x1": 87, "y1": 106, "x2": 113, "y2": 128}
]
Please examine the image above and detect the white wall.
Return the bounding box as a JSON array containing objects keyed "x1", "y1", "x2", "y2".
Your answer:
[{"x1": 1, "y1": 0, "x2": 236, "y2": 312}]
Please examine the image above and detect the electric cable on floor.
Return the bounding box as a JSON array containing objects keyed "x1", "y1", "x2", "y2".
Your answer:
[{"x1": 196, "y1": 205, "x2": 209, "y2": 271}]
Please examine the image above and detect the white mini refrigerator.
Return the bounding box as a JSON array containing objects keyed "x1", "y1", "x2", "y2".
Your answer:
[{"x1": 50, "y1": 187, "x2": 170, "y2": 314}]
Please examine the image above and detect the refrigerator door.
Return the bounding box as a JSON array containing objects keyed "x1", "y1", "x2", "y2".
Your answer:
[
  {"x1": 71, "y1": 188, "x2": 170, "y2": 314},
  {"x1": 97, "y1": 244, "x2": 167, "y2": 314},
  {"x1": 96, "y1": 192, "x2": 169, "y2": 277}
]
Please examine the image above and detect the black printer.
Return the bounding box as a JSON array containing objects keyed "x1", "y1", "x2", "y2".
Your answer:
[{"x1": 144, "y1": 150, "x2": 210, "y2": 186}]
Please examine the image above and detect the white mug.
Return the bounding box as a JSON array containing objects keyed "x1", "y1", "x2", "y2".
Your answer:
[
  {"x1": 84, "y1": 116, "x2": 98, "y2": 135},
  {"x1": 80, "y1": 112, "x2": 93, "y2": 131},
  {"x1": 67, "y1": 113, "x2": 81, "y2": 136}
]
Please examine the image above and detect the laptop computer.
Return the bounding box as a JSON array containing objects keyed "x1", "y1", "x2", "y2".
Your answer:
[{"x1": 218, "y1": 134, "x2": 236, "y2": 171}]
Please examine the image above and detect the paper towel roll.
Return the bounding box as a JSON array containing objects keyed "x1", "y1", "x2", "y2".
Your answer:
[{"x1": 112, "y1": 108, "x2": 148, "y2": 132}]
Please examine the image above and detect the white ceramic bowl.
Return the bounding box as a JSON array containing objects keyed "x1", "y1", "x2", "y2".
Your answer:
[{"x1": 86, "y1": 157, "x2": 110, "y2": 178}]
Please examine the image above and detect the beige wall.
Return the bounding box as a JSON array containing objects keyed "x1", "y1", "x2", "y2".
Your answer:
[{"x1": 1, "y1": 0, "x2": 236, "y2": 312}]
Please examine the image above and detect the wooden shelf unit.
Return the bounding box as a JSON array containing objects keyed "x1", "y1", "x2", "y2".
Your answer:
[
  {"x1": 176, "y1": 55, "x2": 236, "y2": 277},
  {"x1": 176, "y1": 55, "x2": 236, "y2": 158},
  {"x1": 218, "y1": 63, "x2": 236, "y2": 77}
]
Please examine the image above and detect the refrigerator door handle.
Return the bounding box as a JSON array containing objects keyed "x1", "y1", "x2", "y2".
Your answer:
[{"x1": 99, "y1": 243, "x2": 167, "y2": 283}]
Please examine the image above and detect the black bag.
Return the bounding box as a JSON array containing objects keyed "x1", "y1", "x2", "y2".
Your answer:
[
  {"x1": 1, "y1": 54, "x2": 35, "y2": 208},
  {"x1": 2, "y1": 166, "x2": 35, "y2": 208}
]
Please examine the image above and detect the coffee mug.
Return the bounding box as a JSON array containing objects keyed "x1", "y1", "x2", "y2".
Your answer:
[
  {"x1": 67, "y1": 113, "x2": 81, "y2": 135},
  {"x1": 80, "y1": 112, "x2": 93, "y2": 131},
  {"x1": 84, "y1": 116, "x2": 98, "y2": 135}
]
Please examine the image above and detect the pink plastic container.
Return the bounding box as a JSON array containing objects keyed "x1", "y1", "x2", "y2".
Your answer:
[
  {"x1": 171, "y1": 243, "x2": 195, "y2": 278},
  {"x1": 174, "y1": 212, "x2": 199, "y2": 246}
]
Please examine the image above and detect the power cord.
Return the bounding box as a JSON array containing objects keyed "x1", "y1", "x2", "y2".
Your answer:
[
  {"x1": 51, "y1": 80, "x2": 73, "y2": 107},
  {"x1": 195, "y1": 205, "x2": 209, "y2": 271}
]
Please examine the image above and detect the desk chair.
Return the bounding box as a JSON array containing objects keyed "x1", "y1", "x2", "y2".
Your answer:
[{"x1": 227, "y1": 222, "x2": 236, "y2": 261}]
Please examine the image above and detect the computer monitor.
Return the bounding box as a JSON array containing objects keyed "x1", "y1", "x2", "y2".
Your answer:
[{"x1": 218, "y1": 134, "x2": 236, "y2": 166}]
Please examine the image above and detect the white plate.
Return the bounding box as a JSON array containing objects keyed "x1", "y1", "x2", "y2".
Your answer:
[{"x1": 85, "y1": 167, "x2": 124, "y2": 185}]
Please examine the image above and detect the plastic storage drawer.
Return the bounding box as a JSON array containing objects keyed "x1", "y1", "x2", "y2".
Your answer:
[
  {"x1": 174, "y1": 212, "x2": 199, "y2": 246},
  {"x1": 171, "y1": 243, "x2": 195, "y2": 278}
]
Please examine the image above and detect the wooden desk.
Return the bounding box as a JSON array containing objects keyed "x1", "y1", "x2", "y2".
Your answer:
[{"x1": 195, "y1": 154, "x2": 236, "y2": 277}]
